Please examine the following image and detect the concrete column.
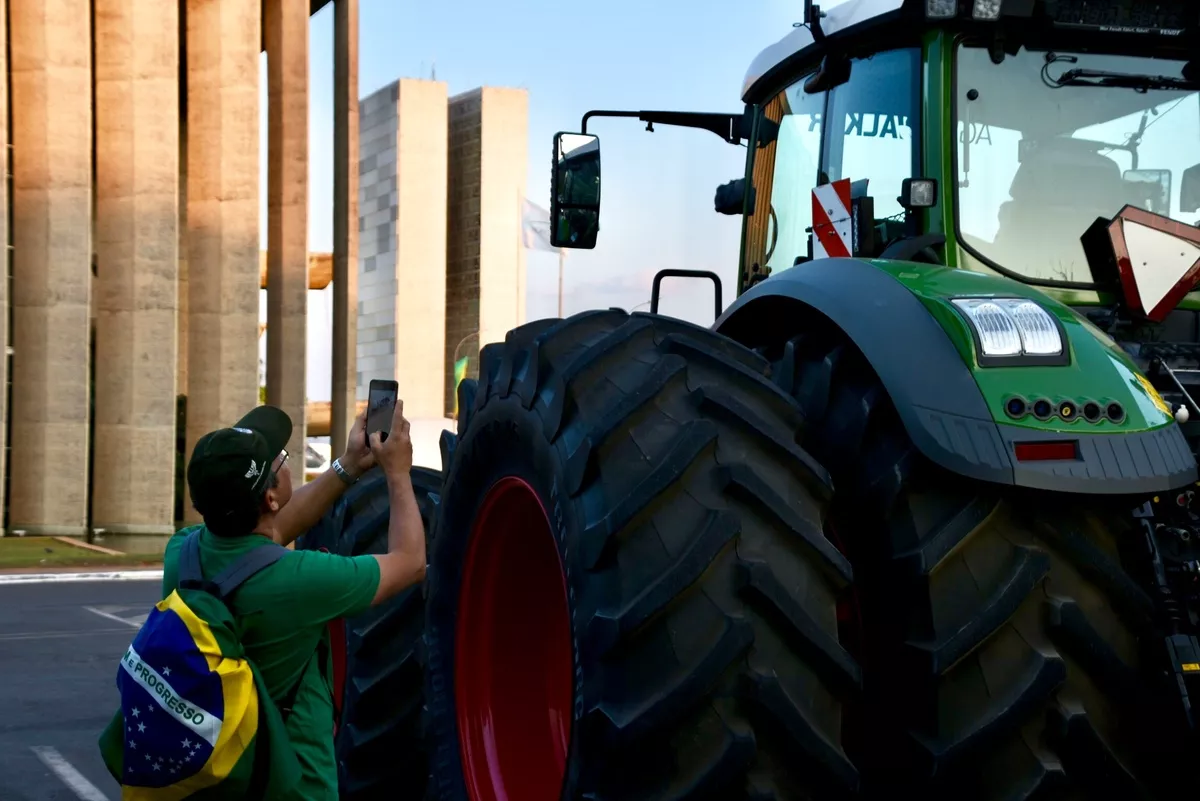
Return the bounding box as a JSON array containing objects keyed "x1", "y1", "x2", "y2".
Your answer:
[
  {"x1": 265, "y1": 0, "x2": 308, "y2": 479},
  {"x1": 92, "y1": 0, "x2": 179, "y2": 537},
  {"x1": 356, "y1": 79, "x2": 447, "y2": 419},
  {"x1": 178, "y1": 115, "x2": 188, "y2": 408},
  {"x1": 9, "y1": 0, "x2": 92, "y2": 535},
  {"x1": 184, "y1": 0, "x2": 261, "y2": 523},
  {"x1": 0, "y1": 0, "x2": 9, "y2": 535},
  {"x1": 331, "y1": 0, "x2": 358, "y2": 452}
]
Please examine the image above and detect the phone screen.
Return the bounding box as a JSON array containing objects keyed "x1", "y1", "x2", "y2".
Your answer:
[{"x1": 366, "y1": 380, "x2": 399, "y2": 442}]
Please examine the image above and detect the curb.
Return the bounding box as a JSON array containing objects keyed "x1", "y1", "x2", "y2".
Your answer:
[{"x1": 0, "y1": 569, "x2": 164, "y2": 585}]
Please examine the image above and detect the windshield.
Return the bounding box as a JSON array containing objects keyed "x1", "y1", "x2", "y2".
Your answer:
[{"x1": 954, "y1": 44, "x2": 1199, "y2": 286}]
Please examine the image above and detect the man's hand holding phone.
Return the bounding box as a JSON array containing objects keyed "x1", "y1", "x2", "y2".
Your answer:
[
  {"x1": 369, "y1": 398, "x2": 413, "y2": 482},
  {"x1": 366, "y1": 395, "x2": 427, "y2": 606}
]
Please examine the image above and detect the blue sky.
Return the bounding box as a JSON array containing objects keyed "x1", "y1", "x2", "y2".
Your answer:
[{"x1": 260, "y1": 0, "x2": 802, "y2": 401}]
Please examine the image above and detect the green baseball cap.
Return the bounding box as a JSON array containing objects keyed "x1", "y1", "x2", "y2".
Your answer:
[{"x1": 187, "y1": 405, "x2": 293, "y2": 519}]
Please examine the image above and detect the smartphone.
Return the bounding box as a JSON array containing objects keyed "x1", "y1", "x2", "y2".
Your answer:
[{"x1": 366, "y1": 379, "x2": 399, "y2": 444}]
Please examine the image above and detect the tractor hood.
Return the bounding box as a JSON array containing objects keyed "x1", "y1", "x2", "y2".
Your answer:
[
  {"x1": 716, "y1": 256, "x2": 1196, "y2": 494},
  {"x1": 1082, "y1": 205, "x2": 1200, "y2": 323},
  {"x1": 859, "y1": 260, "x2": 1176, "y2": 434}
]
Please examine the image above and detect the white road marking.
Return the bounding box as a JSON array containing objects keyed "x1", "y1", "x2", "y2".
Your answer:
[
  {"x1": 84, "y1": 606, "x2": 146, "y2": 629},
  {"x1": 0, "y1": 627, "x2": 131, "y2": 642},
  {"x1": 30, "y1": 746, "x2": 111, "y2": 801},
  {"x1": 0, "y1": 570, "x2": 162, "y2": 586}
]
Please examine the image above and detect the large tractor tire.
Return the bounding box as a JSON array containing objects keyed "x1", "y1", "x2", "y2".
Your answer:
[
  {"x1": 424, "y1": 310, "x2": 861, "y2": 801},
  {"x1": 298, "y1": 465, "x2": 443, "y2": 799},
  {"x1": 768, "y1": 322, "x2": 1179, "y2": 800}
]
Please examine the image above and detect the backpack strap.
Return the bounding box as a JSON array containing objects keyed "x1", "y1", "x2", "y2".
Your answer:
[
  {"x1": 177, "y1": 530, "x2": 221, "y2": 596},
  {"x1": 177, "y1": 529, "x2": 288, "y2": 601},
  {"x1": 210, "y1": 542, "x2": 289, "y2": 600}
]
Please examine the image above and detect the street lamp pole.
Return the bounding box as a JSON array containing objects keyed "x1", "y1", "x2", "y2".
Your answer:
[{"x1": 558, "y1": 248, "x2": 565, "y2": 317}]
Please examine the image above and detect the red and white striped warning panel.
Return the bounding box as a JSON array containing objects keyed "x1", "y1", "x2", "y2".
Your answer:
[
  {"x1": 1109, "y1": 205, "x2": 1200, "y2": 322},
  {"x1": 812, "y1": 178, "x2": 853, "y2": 259}
]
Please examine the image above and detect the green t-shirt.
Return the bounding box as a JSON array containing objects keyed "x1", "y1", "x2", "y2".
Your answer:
[{"x1": 161, "y1": 526, "x2": 381, "y2": 801}]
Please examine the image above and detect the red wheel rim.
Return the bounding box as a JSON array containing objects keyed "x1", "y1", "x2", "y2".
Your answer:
[{"x1": 455, "y1": 476, "x2": 573, "y2": 801}]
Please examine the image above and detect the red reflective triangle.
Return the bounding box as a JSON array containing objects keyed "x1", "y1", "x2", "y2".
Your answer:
[{"x1": 1109, "y1": 205, "x2": 1200, "y2": 322}]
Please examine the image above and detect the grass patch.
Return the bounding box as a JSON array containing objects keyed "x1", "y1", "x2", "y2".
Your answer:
[{"x1": 0, "y1": 537, "x2": 162, "y2": 570}]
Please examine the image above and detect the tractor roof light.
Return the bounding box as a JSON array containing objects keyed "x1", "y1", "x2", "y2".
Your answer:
[
  {"x1": 926, "y1": 0, "x2": 958, "y2": 19},
  {"x1": 971, "y1": 0, "x2": 1003, "y2": 20},
  {"x1": 952, "y1": 298, "x2": 1066, "y2": 362}
]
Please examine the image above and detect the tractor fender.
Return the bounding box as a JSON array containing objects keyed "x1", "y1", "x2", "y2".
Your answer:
[
  {"x1": 714, "y1": 258, "x2": 1197, "y2": 493},
  {"x1": 717, "y1": 258, "x2": 1011, "y2": 486}
]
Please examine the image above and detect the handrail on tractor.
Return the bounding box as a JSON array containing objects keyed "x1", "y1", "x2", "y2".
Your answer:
[{"x1": 649, "y1": 269, "x2": 723, "y2": 321}]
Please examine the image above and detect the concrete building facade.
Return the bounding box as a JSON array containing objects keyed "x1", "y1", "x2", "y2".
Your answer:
[
  {"x1": 444, "y1": 88, "x2": 529, "y2": 416},
  {"x1": 356, "y1": 82, "x2": 529, "y2": 420},
  {"x1": 0, "y1": 0, "x2": 362, "y2": 540},
  {"x1": 356, "y1": 79, "x2": 449, "y2": 420},
  {"x1": 0, "y1": 0, "x2": 532, "y2": 541}
]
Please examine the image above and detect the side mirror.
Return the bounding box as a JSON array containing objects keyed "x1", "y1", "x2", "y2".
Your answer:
[
  {"x1": 803, "y1": 53, "x2": 850, "y2": 94},
  {"x1": 1124, "y1": 169, "x2": 1173, "y2": 217},
  {"x1": 550, "y1": 132, "x2": 601, "y2": 249},
  {"x1": 714, "y1": 178, "x2": 754, "y2": 216},
  {"x1": 1181, "y1": 164, "x2": 1200, "y2": 214}
]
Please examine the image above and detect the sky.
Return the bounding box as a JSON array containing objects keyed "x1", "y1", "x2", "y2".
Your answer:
[{"x1": 258, "y1": 0, "x2": 802, "y2": 401}]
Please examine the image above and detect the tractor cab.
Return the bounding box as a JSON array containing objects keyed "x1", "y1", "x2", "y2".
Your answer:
[
  {"x1": 742, "y1": 1, "x2": 1200, "y2": 311},
  {"x1": 552, "y1": 0, "x2": 1200, "y2": 300},
  {"x1": 551, "y1": 0, "x2": 1200, "y2": 430}
]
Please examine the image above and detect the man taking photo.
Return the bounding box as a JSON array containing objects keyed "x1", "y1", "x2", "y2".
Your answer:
[{"x1": 159, "y1": 398, "x2": 426, "y2": 799}]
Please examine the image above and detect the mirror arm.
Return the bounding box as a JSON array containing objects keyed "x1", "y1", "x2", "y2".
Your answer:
[{"x1": 581, "y1": 109, "x2": 752, "y2": 145}]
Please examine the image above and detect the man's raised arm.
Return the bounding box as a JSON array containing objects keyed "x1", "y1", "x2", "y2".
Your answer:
[
  {"x1": 272, "y1": 410, "x2": 376, "y2": 547},
  {"x1": 368, "y1": 400, "x2": 427, "y2": 604}
]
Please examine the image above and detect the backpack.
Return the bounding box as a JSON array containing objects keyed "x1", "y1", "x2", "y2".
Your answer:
[{"x1": 98, "y1": 529, "x2": 304, "y2": 800}]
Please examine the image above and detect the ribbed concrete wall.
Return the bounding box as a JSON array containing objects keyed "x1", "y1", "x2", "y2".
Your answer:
[
  {"x1": 92, "y1": 0, "x2": 180, "y2": 535},
  {"x1": 265, "y1": 0, "x2": 309, "y2": 478},
  {"x1": 9, "y1": 0, "x2": 93, "y2": 535},
  {"x1": 356, "y1": 83, "x2": 398, "y2": 402},
  {"x1": 445, "y1": 89, "x2": 482, "y2": 414},
  {"x1": 183, "y1": 0, "x2": 261, "y2": 523}
]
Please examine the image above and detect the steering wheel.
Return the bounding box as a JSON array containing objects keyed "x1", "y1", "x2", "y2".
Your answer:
[
  {"x1": 913, "y1": 246, "x2": 942, "y2": 265},
  {"x1": 879, "y1": 233, "x2": 947, "y2": 266}
]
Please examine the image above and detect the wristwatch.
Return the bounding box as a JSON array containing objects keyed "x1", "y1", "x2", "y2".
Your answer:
[{"x1": 331, "y1": 457, "x2": 358, "y2": 485}]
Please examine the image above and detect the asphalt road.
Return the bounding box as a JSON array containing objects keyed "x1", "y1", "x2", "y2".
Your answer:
[{"x1": 0, "y1": 578, "x2": 161, "y2": 800}]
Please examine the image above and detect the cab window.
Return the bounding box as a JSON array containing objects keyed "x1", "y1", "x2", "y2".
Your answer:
[
  {"x1": 743, "y1": 46, "x2": 921, "y2": 285},
  {"x1": 743, "y1": 84, "x2": 826, "y2": 283},
  {"x1": 822, "y1": 47, "x2": 922, "y2": 239}
]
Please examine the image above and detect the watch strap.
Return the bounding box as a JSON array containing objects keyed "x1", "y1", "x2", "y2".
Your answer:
[{"x1": 331, "y1": 457, "x2": 358, "y2": 485}]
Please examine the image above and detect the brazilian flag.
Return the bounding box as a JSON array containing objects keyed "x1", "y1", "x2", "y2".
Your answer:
[
  {"x1": 98, "y1": 587, "x2": 301, "y2": 799},
  {"x1": 453, "y1": 356, "x2": 469, "y2": 418}
]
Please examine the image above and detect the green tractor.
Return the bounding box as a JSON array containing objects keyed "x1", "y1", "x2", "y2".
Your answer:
[{"x1": 307, "y1": 1, "x2": 1200, "y2": 798}]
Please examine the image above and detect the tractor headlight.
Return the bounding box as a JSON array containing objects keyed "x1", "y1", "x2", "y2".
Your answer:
[{"x1": 951, "y1": 298, "x2": 1067, "y2": 364}]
